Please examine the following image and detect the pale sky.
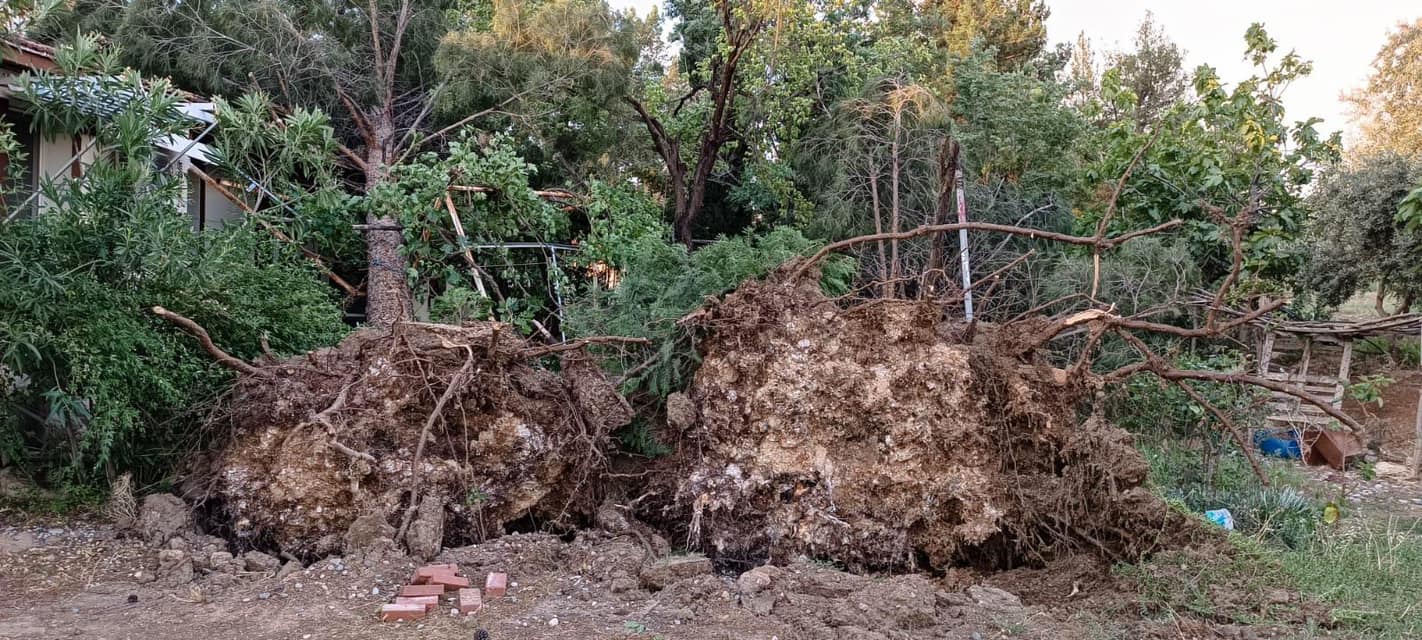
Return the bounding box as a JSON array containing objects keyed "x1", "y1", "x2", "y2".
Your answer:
[{"x1": 607, "y1": 0, "x2": 1419, "y2": 147}]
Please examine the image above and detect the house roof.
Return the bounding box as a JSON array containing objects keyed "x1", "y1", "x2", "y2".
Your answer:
[{"x1": 0, "y1": 35, "x2": 57, "y2": 73}]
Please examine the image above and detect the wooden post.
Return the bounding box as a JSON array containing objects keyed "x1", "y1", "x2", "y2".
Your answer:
[
  {"x1": 1334, "y1": 339, "x2": 1353, "y2": 408},
  {"x1": 1258, "y1": 331, "x2": 1276, "y2": 377}
]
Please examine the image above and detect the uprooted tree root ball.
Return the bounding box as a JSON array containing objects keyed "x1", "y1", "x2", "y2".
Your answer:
[
  {"x1": 672, "y1": 271, "x2": 1204, "y2": 572},
  {"x1": 193, "y1": 322, "x2": 632, "y2": 558}
]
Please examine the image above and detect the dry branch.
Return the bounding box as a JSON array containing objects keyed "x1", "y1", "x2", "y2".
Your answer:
[
  {"x1": 790, "y1": 219, "x2": 1183, "y2": 281},
  {"x1": 151, "y1": 306, "x2": 268, "y2": 378}
]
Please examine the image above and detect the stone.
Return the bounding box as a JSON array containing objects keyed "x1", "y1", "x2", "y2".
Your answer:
[
  {"x1": 737, "y1": 565, "x2": 782, "y2": 615},
  {"x1": 966, "y1": 585, "x2": 1022, "y2": 613},
  {"x1": 344, "y1": 511, "x2": 395, "y2": 554},
  {"x1": 639, "y1": 554, "x2": 713, "y2": 590},
  {"x1": 276, "y1": 559, "x2": 302, "y2": 580},
  {"x1": 243, "y1": 551, "x2": 281, "y2": 573},
  {"x1": 665, "y1": 392, "x2": 698, "y2": 431},
  {"x1": 404, "y1": 495, "x2": 445, "y2": 561},
  {"x1": 156, "y1": 549, "x2": 193, "y2": 586},
  {"x1": 136, "y1": 494, "x2": 192, "y2": 547},
  {"x1": 209, "y1": 551, "x2": 240, "y2": 574}
]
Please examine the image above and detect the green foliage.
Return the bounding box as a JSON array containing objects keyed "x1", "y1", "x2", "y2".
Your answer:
[
  {"x1": 1347, "y1": 374, "x2": 1394, "y2": 408},
  {"x1": 566, "y1": 227, "x2": 853, "y2": 397},
  {"x1": 374, "y1": 132, "x2": 570, "y2": 328},
  {"x1": 1077, "y1": 25, "x2": 1341, "y2": 286},
  {"x1": 1110, "y1": 351, "x2": 1263, "y2": 440},
  {"x1": 0, "y1": 43, "x2": 345, "y2": 487},
  {"x1": 1303, "y1": 154, "x2": 1422, "y2": 309}
]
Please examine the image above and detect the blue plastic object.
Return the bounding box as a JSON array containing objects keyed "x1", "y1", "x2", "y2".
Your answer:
[
  {"x1": 1205, "y1": 508, "x2": 1235, "y2": 530},
  {"x1": 1253, "y1": 429, "x2": 1302, "y2": 459}
]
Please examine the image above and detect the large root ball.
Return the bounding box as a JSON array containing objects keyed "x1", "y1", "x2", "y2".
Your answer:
[
  {"x1": 678, "y1": 276, "x2": 1194, "y2": 571},
  {"x1": 202, "y1": 323, "x2": 631, "y2": 558}
]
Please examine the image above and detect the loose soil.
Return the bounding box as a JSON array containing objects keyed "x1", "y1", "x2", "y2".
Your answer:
[
  {"x1": 0, "y1": 520, "x2": 1314, "y2": 640},
  {"x1": 668, "y1": 274, "x2": 1201, "y2": 572}
]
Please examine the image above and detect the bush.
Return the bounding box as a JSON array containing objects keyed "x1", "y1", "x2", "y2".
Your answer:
[
  {"x1": 0, "y1": 58, "x2": 345, "y2": 489},
  {"x1": 566, "y1": 227, "x2": 854, "y2": 397}
]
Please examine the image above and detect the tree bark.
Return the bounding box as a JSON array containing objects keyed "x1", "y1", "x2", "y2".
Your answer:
[{"x1": 362, "y1": 116, "x2": 413, "y2": 328}]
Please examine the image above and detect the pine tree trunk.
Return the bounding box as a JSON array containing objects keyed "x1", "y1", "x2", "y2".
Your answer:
[{"x1": 362, "y1": 121, "x2": 413, "y2": 328}]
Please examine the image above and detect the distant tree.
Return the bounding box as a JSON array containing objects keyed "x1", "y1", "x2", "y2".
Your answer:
[
  {"x1": 1347, "y1": 18, "x2": 1422, "y2": 158},
  {"x1": 623, "y1": 0, "x2": 765, "y2": 246},
  {"x1": 1079, "y1": 25, "x2": 1340, "y2": 286},
  {"x1": 1303, "y1": 154, "x2": 1422, "y2": 312},
  {"x1": 1106, "y1": 12, "x2": 1189, "y2": 127},
  {"x1": 875, "y1": 0, "x2": 1050, "y2": 72},
  {"x1": 1063, "y1": 31, "x2": 1098, "y2": 108},
  {"x1": 434, "y1": 0, "x2": 661, "y2": 184}
]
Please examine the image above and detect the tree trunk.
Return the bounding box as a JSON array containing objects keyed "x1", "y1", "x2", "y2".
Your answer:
[
  {"x1": 870, "y1": 172, "x2": 888, "y2": 298},
  {"x1": 924, "y1": 137, "x2": 959, "y2": 296},
  {"x1": 362, "y1": 118, "x2": 413, "y2": 328},
  {"x1": 1376, "y1": 281, "x2": 1389, "y2": 317}
]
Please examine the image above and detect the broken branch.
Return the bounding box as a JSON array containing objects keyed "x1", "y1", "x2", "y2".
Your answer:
[{"x1": 151, "y1": 306, "x2": 267, "y2": 378}]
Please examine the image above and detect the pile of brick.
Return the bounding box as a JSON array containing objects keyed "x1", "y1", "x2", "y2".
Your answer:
[{"x1": 379, "y1": 563, "x2": 508, "y2": 622}]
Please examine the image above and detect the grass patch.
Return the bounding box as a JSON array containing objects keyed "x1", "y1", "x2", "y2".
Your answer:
[{"x1": 1274, "y1": 518, "x2": 1422, "y2": 639}]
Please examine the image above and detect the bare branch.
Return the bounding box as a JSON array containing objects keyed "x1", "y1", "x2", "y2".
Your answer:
[{"x1": 151, "y1": 306, "x2": 267, "y2": 378}]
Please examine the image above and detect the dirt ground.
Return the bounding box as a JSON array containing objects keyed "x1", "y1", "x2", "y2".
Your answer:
[{"x1": 0, "y1": 516, "x2": 1323, "y2": 640}]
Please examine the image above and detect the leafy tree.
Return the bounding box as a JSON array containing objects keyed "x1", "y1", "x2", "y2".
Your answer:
[
  {"x1": 1346, "y1": 18, "x2": 1422, "y2": 159},
  {"x1": 877, "y1": 0, "x2": 1049, "y2": 72},
  {"x1": 0, "y1": 42, "x2": 345, "y2": 487},
  {"x1": 1303, "y1": 154, "x2": 1422, "y2": 312},
  {"x1": 434, "y1": 0, "x2": 661, "y2": 184},
  {"x1": 1077, "y1": 25, "x2": 1340, "y2": 286},
  {"x1": 624, "y1": 0, "x2": 767, "y2": 246},
  {"x1": 1106, "y1": 12, "x2": 1189, "y2": 128},
  {"x1": 92, "y1": 0, "x2": 464, "y2": 327}
]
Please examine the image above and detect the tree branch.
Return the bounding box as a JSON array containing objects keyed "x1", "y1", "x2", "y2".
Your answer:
[{"x1": 151, "y1": 306, "x2": 267, "y2": 378}]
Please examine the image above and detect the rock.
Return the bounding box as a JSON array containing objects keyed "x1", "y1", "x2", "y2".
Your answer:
[
  {"x1": 1265, "y1": 588, "x2": 1291, "y2": 604},
  {"x1": 404, "y1": 494, "x2": 445, "y2": 560},
  {"x1": 736, "y1": 565, "x2": 783, "y2": 615},
  {"x1": 136, "y1": 494, "x2": 193, "y2": 547},
  {"x1": 344, "y1": 511, "x2": 395, "y2": 554},
  {"x1": 967, "y1": 585, "x2": 1022, "y2": 613},
  {"x1": 243, "y1": 551, "x2": 281, "y2": 573},
  {"x1": 0, "y1": 530, "x2": 37, "y2": 554},
  {"x1": 665, "y1": 392, "x2": 698, "y2": 431},
  {"x1": 639, "y1": 554, "x2": 713, "y2": 590},
  {"x1": 276, "y1": 559, "x2": 302, "y2": 580},
  {"x1": 209, "y1": 551, "x2": 241, "y2": 574},
  {"x1": 156, "y1": 549, "x2": 193, "y2": 586}
]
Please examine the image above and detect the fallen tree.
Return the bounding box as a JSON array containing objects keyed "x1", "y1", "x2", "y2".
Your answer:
[{"x1": 167, "y1": 318, "x2": 640, "y2": 559}]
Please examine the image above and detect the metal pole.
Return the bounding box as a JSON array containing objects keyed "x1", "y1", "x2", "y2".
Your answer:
[
  {"x1": 954, "y1": 162, "x2": 973, "y2": 321},
  {"x1": 1411, "y1": 323, "x2": 1422, "y2": 476},
  {"x1": 3, "y1": 136, "x2": 100, "y2": 222}
]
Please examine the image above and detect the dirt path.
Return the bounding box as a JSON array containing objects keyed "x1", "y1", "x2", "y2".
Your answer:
[{"x1": 0, "y1": 520, "x2": 1315, "y2": 640}]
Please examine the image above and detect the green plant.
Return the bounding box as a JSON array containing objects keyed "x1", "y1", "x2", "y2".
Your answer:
[
  {"x1": 0, "y1": 41, "x2": 346, "y2": 489},
  {"x1": 566, "y1": 227, "x2": 854, "y2": 399},
  {"x1": 1348, "y1": 374, "x2": 1395, "y2": 408}
]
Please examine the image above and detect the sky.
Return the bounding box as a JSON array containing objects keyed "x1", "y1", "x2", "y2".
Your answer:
[{"x1": 606, "y1": 0, "x2": 1419, "y2": 147}]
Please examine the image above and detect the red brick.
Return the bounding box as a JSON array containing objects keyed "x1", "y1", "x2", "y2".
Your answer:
[
  {"x1": 429, "y1": 573, "x2": 470, "y2": 591},
  {"x1": 412, "y1": 564, "x2": 460, "y2": 584},
  {"x1": 399, "y1": 584, "x2": 446, "y2": 597},
  {"x1": 395, "y1": 595, "x2": 439, "y2": 612},
  {"x1": 379, "y1": 603, "x2": 427, "y2": 622},
  {"x1": 484, "y1": 572, "x2": 508, "y2": 598},
  {"x1": 457, "y1": 588, "x2": 482, "y2": 614}
]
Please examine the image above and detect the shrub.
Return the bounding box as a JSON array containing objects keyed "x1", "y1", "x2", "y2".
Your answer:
[{"x1": 0, "y1": 51, "x2": 345, "y2": 489}]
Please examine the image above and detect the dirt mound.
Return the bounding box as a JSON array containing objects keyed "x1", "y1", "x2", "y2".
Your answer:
[
  {"x1": 198, "y1": 322, "x2": 631, "y2": 558},
  {"x1": 674, "y1": 273, "x2": 1200, "y2": 571}
]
